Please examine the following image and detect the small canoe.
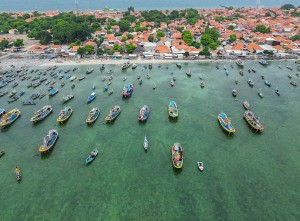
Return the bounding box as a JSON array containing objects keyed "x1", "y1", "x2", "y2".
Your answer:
[
  {"x1": 87, "y1": 92, "x2": 96, "y2": 104},
  {"x1": 243, "y1": 101, "x2": 250, "y2": 110},
  {"x1": 85, "y1": 148, "x2": 98, "y2": 164},
  {"x1": 38, "y1": 129, "x2": 59, "y2": 153}
]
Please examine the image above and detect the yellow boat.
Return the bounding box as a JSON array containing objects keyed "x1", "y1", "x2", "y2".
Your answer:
[
  {"x1": 57, "y1": 106, "x2": 73, "y2": 123},
  {"x1": 15, "y1": 166, "x2": 22, "y2": 181},
  {"x1": 0, "y1": 108, "x2": 21, "y2": 128},
  {"x1": 217, "y1": 112, "x2": 236, "y2": 133},
  {"x1": 172, "y1": 143, "x2": 183, "y2": 169},
  {"x1": 168, "y1": 101, "x2": 178, "y2": 118}
]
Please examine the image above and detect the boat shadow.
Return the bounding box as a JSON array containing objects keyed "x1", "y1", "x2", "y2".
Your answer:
[
  {"x1": 168, "y1": 117, "x2": 178, "y2": 123},
  {"x1": 173, "y1": 167, "x2": 183, "y2": 175},
  {"x1": 40, "y1": 150, "x2": 54, "y2": 160}
]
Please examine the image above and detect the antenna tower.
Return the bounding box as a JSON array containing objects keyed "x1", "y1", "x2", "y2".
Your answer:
[
  {"x1": 75, "y1": 0, "x2": 79, "y2": 16},
  {"x1": 256, "y1": 0, "x2": 261, "y2": 9}
]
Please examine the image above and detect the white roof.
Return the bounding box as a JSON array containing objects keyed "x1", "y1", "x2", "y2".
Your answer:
[{"x1": 259, "y1": 44, "x2": 276, "y2": 51}]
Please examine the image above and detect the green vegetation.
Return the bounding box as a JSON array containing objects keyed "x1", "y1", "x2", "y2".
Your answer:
[
  {"x1": 125, "y1": 43, "x2": 136, "y2": 53},
  {"x1": 201, "y1": 28, "x2": 221, "y2": 50},
  {"x1": 229, "y1": 34, "x2": 237, "y2": 42},
  {"x1": 13, "y1": 39, "x2": 24, "y2": 47},
  {"x1": 280, "y1": 4, "x2": 295, "y2": 10},
  {"x1": 112, "y1": 44, "x2": 123, "y2": 53},
  {"x1": 228, "y1": 25, "x2": 235, "y2": 30},
  {"x1": 0, "y1": 39, "x2": 9, "y2": 50},
  {"x1": 182, "y1": 30, "x2": 193, "y2": 45},
  {"x1": 254, "y1": 24, "x2": 271, "y2": 33},
  {"x1": 199, "y1": 47, "x2": 211, "y2": 56},
  {"x1": 148, "y1": 35, "x2": 154, "y2": 42},
  {"x1": 290, "y1": 34, "x2": 300, "y2": 41},
  {"x1": 118, "y1": 19, "x2": 130, "y2": 32},
  {"x1": 156, "y1": 30, "x2": 165, "y2": 40}
]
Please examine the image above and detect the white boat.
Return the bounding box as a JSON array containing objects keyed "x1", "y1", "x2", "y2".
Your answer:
[
  {"x1": 143, "y1": 135, "x2": 148, "y2": 151},
  {"x1": 197, "y1": 162, "x2": 204, "y2": 172}
]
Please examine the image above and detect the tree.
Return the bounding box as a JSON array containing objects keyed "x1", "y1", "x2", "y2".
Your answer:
[
  {"x1": 199, "y1": 47, "x2": 211, "y2": 56},
  {"x1": 290, "y1": 34, "x2": 300, "y2": 41},
  {"x1": 148, "y1": 35, "x2": 154, "y2": 42},
  {"x1": 184, "y1": 51, "x2": 190, "y2": 57},
  {"x1": 280, "y1": 4, "x2": 295, "y2": 10},
  {"x1": 121, "y1": 36, "x2": 127, "y2": 42},
  {"x1": 156, "y1": 30, "x2": 165, "y2": 40},
  {"x1": 182, "y1": 30, "x2": 193, "y2": 45},
  {"x1": 77, "y1": 47, "x2": 86, "y2": 58},
  {"x1": 84, "y1": 45, "x2": 95, "y2": 54},
  {"x1": 128, "y1": 6, "x2": 135, "y2": 12},
  {"x1": 118, "y1": 19, "x2": 130, "y2": 32},
  {"x1": 192, "y1": 41, "x2": 201, "y2": 49},
  {"x1": 229, "y1": 34, "x2": 237, "y2": 42},
  {"x1": 13, "y1": 39, "x2": 24, "y2": 47},
  {"x1": 255, "y1": 24, "x2": 270, "y2": 33},
  {"x1": 38, "y1": 30, "x2": 52, "y2": 45},
  {"x1": 125, "y1": 43, "x2": 136, "y2": 53},
  {"x1": 228, "y1": 25, "x2": 235, "y2": 30},
  {"x1": 0, "y1": 39, "x2": 9, "y2": 50},
  {"x1": 112, "y1": 44, "x2": 123, "y2": 53},
  {"x1": 201, "y1": 34, "x2": 213, "y2": 47},
  {"x1": 127, "y1": 33, "x2": 134, "y2": 39}
]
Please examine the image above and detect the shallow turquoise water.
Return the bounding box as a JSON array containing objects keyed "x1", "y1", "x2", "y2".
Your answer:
[{"x1": 0, "y1": 61, "x2": 300, "y2": 220}]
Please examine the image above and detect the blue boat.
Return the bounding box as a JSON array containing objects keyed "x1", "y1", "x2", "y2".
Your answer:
[
  {"x1": 65, "y1": 75, "x2": 71, "y2": 79},
  {"x1": 259, "y1": 60, "x2": 269, "y2": 65},
  {"x1": 19, "y1": 90, "x2": 25, "y2": 96},
  {"x1": 85, "y1": 148, "x2": 98, "y2": 164},
  {"x1": 0, "y1": 81, "x2": 7, "y2": 88},
  {"x1": 48, "y1": 88, "x2": 59, "y2": 97},
  {"x1": 87, "y1": 92, "x2": 96, "y2": 103},
  {"x1": 103, "y1": 86, "x2": 108, "y2": 91},
  {"x1": 121, "y1": 83, "x2": 134, "y2": 97}
]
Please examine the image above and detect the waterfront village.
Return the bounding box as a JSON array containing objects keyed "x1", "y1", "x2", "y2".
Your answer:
[{"x1": 0, "y1": 4, "x2": 300, "y2": 63}]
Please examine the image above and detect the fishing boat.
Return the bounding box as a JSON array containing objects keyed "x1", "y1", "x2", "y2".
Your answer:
[
  {"x1": 12, "y1": 82, "x2": 18, "y2": 88},
  {"x1": 247, "y1": 78, "x2": 254, "y2": 87},
  {"x1": 199, "y1": 74, "x2": 203, "y2": 80},
  {"x1": 15, "y1": 166, "x2": 22, "y2": 181},
  {"x1": 286, "y1": 66, "x2": 293, "y2": 71},
  {"x1": 65, "y1": 69, "x2": 71, "y2": 73},
  {"x1": 132, "y1": 64, "x2": 137, "y2": 69},
  {"x1": 251, "y1": 66, "x2": 256, "y2": 73},
  {"x1": 138, "y1": 105, "x2": 150, "y2": 121},
  {"x1": 172, "y1": 143, "x2": 183, "y2": 169},
  {"x1": 0, "y1": 150, "x2": 5, "y2": 157},
  {"x1": 186, "y1": 70, "x2": 191, "y2": 77},
  {"x1": 48, "y1": 86, "x2": 54, "y2": 91},
  {"x1": 122, "y1": 62, "x2": 131, "y2": 70},
  {"x1": 244, "y1": 110, "x2": 264, "y2": 132},
  {"x1": 168, "y1": 101, "x2": 178, "y2": 118},
  {"x1": 176, "y1": 63, "x2": 182, "y2": 68},
  {"x1": 0, "y1": 108, "x2": 21, "y2": 128},
  {"x1": 0, "y1": 109, "x2": 5, "y2": 117},
  {"x1": 38, "y1": 129, "x2": 59, "y2": 153},
  {"x1": 0, "y1": 81, "x2": 7, "y2": 88},
  {"x1": 200, "y1": 81, "x2": 205, "y2": 88},
  {"x1": 143, "y1": 135, "x2": 148, "y2": 151},
  {"x1": 78, "y1": 76, "x2": 85, "y2": 81},
  {"x1": 87, "y1": 92, "x2": 96, "y2": 103},
  {"x1": 236, "y1": 59, "x2": 244, "y2": 67},
  {"x1": 0, "y1": 89, "x2": 8, "y2": 97},
  {"x1": 153, "y1": 83, "x2": 156, "y2": 90},
  {"x1": 197, "y1": 162, "x2": 204, "y2": 172},
  {"x1": 85, "y1": 148, "x2": 98, "y2": 164},
  {"x1": 73, "y1": 67, "x2": 78, "y2": 71},
  {"x1": 100, "y1": 64, "x2": 105, "y2": 70},
  {"x1": 261, "y1": 75, "x2": 265, "y2": 80},
  {"x1": 30, "y1": 105, "x2": 52, "y2": 123},
  {"x1": 62, "y1": 94, "x2": 74, "y2": 103},
  {"x1": 57, "y1": 106, "x2": 73, "y2": 123},
  {"x1": 105, "y1": 106, "x2": 121, "y2": 122},
  {"x1": 137, "y1": 75, "x2": 141, "y2": 80},
  {"x1": 108, "y1": 89, "x2": 113, "y2": 95},
  {"x1": 235, "y1": 77, "x2": 238, "y2": 84},
  {"x1": 7, "y1": 96, "x2": 19, "y2": 103},
  {"x1": 32, "y1": 82, "x2": 41, "y2": 88},
  {"x1": 264, "y1": 80, "x2": 271, "y2": 87},
  {"x1": 71, "y1": 84, "x2": 75, "y2": 89},
  {"x1": 225, "y1": 70, "x2": 229, "y2": 76},
  {"x1": 39, "y1": 93, "x2": 46, "y2": 99},
  {"x1": 65, "y1": 75, "x2": 71, "y2": 80},
  {"x1": 275, "y1": 88, "x2": 280, "y2": 96},
  {"x1": 216, "y1": 65, "x2": 219, "y2": 69},
  {"x1": 290, "y1": 81, "x2": 297, "y2": 87},
  {"x1": 122, "y1": 83, "x2": 134, "y2": 97},
  {"x1": 149, "y1": 64, "x2": 152, "y2": 69},
  {"x1": 259, "y1": 60, "x2": 268, "y2": 65},
  {"x1": 147, "y1": 74, "x2": 151, "y2": 79},
  {"x1": 49, "y1": 88, "x2": 59, "y2": 97},
  {"x1": 258, "y1": 89, "x2": 263, "y2": 98},
  {"x1": 19, "y1": 90, "x2": 25, "y2": 96},
  {"x1": 103, "y1": 86, "x2": 108, "y2": 92},
  {"x1": 288, "y1": 74, "x2": 292, "y2": 79},
  {"x1": 107, "y1": 81, "x2": 112, "y2": 86},
  {"x1": 243, "y1": 101, "x2": 250, "y2": 110},
  {"x1": 218, "y1": 112, "x2": 236, "y2": 133},
  {"x1": 86, "y1": 68, "x2": 94, "y2": 74},
  {"x1": 170, "y1": 80, "x2": 175, "y2": 87},
  {"x1": 139, "y1": 79, "x2": 143, "y2": 85},
  {"x1": 232, "y1": 89, "x2": 237, "y2": 97},
  {"x1": 31, "y1": 93, "x2": 40, "y2": 100},
  {"x1": 70, "y1": 75, "x2": 77, "y2": 81},
  {"x1": 61, "y1": 82, "x2": 65, "y2": 87},
  {"x1": 86, "y1": 107, "x2": 100, "y2": 124},
  {"x1": 22, "y1": 100, "x2": 36, "y2": 105},
  {"x1": 9, "y1": 89, "x2": 17, "y2": 98},
  {"x1": 239, "y1": 69, "x2": 244, "y2": 76}
]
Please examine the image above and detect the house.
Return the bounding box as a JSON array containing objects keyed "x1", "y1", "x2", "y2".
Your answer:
[
  {"x1": 92, "y1": 31, "x2": 106, "y2": 38},
  {"x1": 155, "y1": 45, "x2": 171, "y2": 55},
  {"x1": 143, "y1": 42, "x2": 157, "y2": 54},
  {"x1": 111, "y1": 25, "x2": 120, "y2": 33},
  {"x1": 9, "y1": 29, "x2": 17, "y2": 35}
]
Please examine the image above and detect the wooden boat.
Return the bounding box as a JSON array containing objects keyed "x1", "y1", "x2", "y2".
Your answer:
[
  {"x1": 103, "y1": 86, "x2": 108, "y2": 92},
  {"x1": 251, "y1": 67, "x2": 256, "y2": 73},
  {"x1": 239, "y1": 70, "x2": 244, "y2": 76},
  {"x1": 132, "y1": 64, "x2": 137, "y2": 69},
  {"x1": 243, "y1": 101, "x2": 250, "y2": 110},
  {"x1": 186, "y1": 70, "x2": 191, "y2": 77},
  {"x1": 244, "y1": 110, "x2": 264, "y2": 132},
  {"x1": 143, "y1": 135, "x2": 148, "y2": 151},
  {"x1": 236, "y1": 59, "x2": 244, "y2": 67},
  {"x1": 216, "y1": 65, "x2": 219, "y2": 69},
  {"x1": 288, "y1": 74, "x2": 292, "y2": 79},
  {"x1": 168, "y1": 101, "x2": 178, "y2": 118},
  {"x1": 247, "y1": 78, "x2": 254, "y2": 87},
  {"x1": 122, "y1": 83, "x2": 134, "y2": 97},
  {"x1": 200, "y1": 81, "x2": 205, "y2": 88},
  {"x1": 108, "y1": 89, "x2": 113, "y2": 95},
  {"x1": 172, "y1": 143, "x2": 183, "y2": 169},
  {"x1": 32, "y1": 82, "x2": 41, "y2": 88},
  {"x1": 78, "y1": 76, "x2": 85, "y2": 81},
  {"x1": 148, "y1": 64, "x2": 152, "y2": 69},
  {"x1": 0, "y1": 108, "x2": 5, "y2": 117},
  {"x1": 86, "y1": 107, "x2": 100, "y2": 124},
  {"x1": 0, "y1": 89, "x2": 8, "y2": 97},
  {"x1": 139, "y1": 79, "x2": 143, "y2": 85},
  {"x1": 61, "y1": 82, "x2": 65, "y2": 87},
  {"x1": 87, "y1": 92, "x2": 96, "y2": 104},
  {"x1": 31, "y1": 93, "x2": 40, "y2": 100},
  {"x1": 290, "y1": 81, "x2": 297, "y2": 87},
  {"x1": 176, "y1": 63, "x2": 182, "y2": 68},
  {"x1": 86, "y1": 68, "x2": 94, "y2": 74},
  {"x1": 48, "y1": 86, "x2": 54, "y2": 91},
  {"x1": 138, "y1": 105, "x2": 150, "y2": 121},
  {"x1": 65, "y1": 75, "x2": 71, "y2": 80},
  {"x1": 105, "y1": 106, "x2": 121, "y2": 122},
  {"x1": 286, "y1": 66, "x2": 293, "y2": 71},
  {"x1": 19, "y1": 90, "x2": 25, "y2": 97},
  {"x1": 0, "y1": 150, "x2": 5, "y2": 157},
  {"x1": 23, "y1": 100, "x2": 36, "y2": 105},
  {"x1": 73, "y1": 67, "x2": 78, "y2": 71},
  {"x1": 264, "y1": 80, "x2": 271, "y2": 87},
  {"x1": 235, "y1": 77, "x2": 238, "y2": 84},
  {"x1": 170, "y1": 80, "x2": 174, "y2": 87},
  {"x1": 197, "y1": 162, "x2": 204, "y2": 172},
  {"x1": 122, "y1": 62, "x2": 131, "y2": 70},
  {"x1": 70, "y1": 75, "x2": 77, "y2": 81},
  {"x1": 12, "y1": 82, "x2": 18, "y2": 88},
  {"x1": 30, "y1": 105, "x2": 52, "y2": 123},
  {"x1": 153, "y1": 83, "x2": 156, "y2": 90},
  {"x1": 217, "y1": 112, "x2": 236, "y2": 133},
  {"x1": 38, "y1": 129, "x2": 59, "y2": 153},
  {"x1": 39, "y1": 93, "x2": 46, "y2": 99},
  {"x1": 258, "y1": 89, "x2": 263, "y2": 98},
  {"x1": 275, "y1": 88, "x2": 280, "y2": 96},
  {"x1": 259, "y1": 60, "x2": 268, "y2": 65},
  {"x1": 100, "y1": 64, "x2": 105, "y2": 70},
  {"x1": 62, "y1": 94, "x2": 74, "y2": 103},
  {"x1": 0, "y1": 108, "x2": 21, "y2": 128},
  {"x1": 147, "y1": 74, "x2": 151, "y2": 79},
  {"x1": 232, "y1": 89, "x2": 237, "y2": 97},
  {"x1": 85, "y1": 148, "x2": 98, "y2": 164},
  {"x1": 15, "y1": 166, "x2": 22, "y2": 181},
  {"x1": 65, "y1": 69, "x2": 71, "y2": 73},
  {"x1": 9, "y1": 89, "x2": 17, "y2": 98},
  {"x1": 48, "y1": 88, "x2": 59, "y2": 96},
  {"x1": 0, "y1": 81, "x2": 8, "y2": 88},
  {"x1": 7, "y1": 96, "x2": 19, "y2": 103},
  {"x1": 57, "y1": 106, "x2": 73, "y2": 123}
]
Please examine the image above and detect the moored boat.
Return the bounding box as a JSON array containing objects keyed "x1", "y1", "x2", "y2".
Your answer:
[
  {"x1": 23, "y1": 100, "x2": 36, "y2": 105},
  {"x1": 0, "y1": 89, "x2": 8, "y2": 97},
  {"x1": 38, "y1": 129, "x2": 59, "y2": 153},
  {"x1": 264, "y1": 80, "x2": 271, "y2": 87},
  {"x1": 15, "y1": 166, "x2": 22, "y2": 181},
  {"x1": 290, "y1": 81, "x2": 297, "y2": 87},
  {"x1": 87, "y1": 92, "x2": 96, "y2": 104},
  {"x1": 247, "y1": 78, "x2": 254, "y2": 87},
  {"x1": 9, "y1": 89, "x2": 17, "y2": 97},
  {"x1": 176, "y1": 63, "x2": 182, "y2": 68},
  {"x1": 200, "y1": 81, "x2": 205, "y2": 88},
  {"x1": 85, "y1": 148, "x2": 98, "y2": 164},
  {"x1": 0, "y1": 81, "x2": 8, "y2": 88},
  {"x1": 168, "y1": 101, "x2": 178, "y2": 118},
  {"x1": 30, "y1": 105, "x2": 52, "y2": 123},
  {"x1": 138, "y1": 105, "x2": 150, "y2": 121},
  {"x1": 57, "y1": 106, "x2": 73, "y2": 123},
  {"x1": 186, "y1": 70, "x2": 191, "y2": 77},
  {"x1": 259, "y1": 59, "x2": 269, "y2": 65},
  {"x1": 217, "y1": 112, "x2": 236, "y2": 133},
  {"x1": 0, "y1": 108, "x2": 5, "y2": 117},
  {"x1": 0, "y1": 108, "x2": 21, "y2": 128},
  {"x1": 7, "y1": 96, "x2": 19, "y2": 103},
  {"x1": 258, "y1": 89, "x2": 264, "y2": 98},
  {"x1": 48, "y1": 88, "x2": 59, "y2": 96},
  {"x1": 153, "y1": 83, "x2": 156, "y2": 89},
  {"x1": 70, "y1": 75, "x2": 77, "y2": 81},
  {"x1": 62, "y1": 94, "x2": 74, "y2": 103},
  {"x1": 143, "y1": 135, "x2": 148, "y2": 151},
  {"x1": 172, "y1": 143, "x2": 183, "y2": 169},
  {"x1": 86, "y1": 107, "x2": 100, "y2": 124},
  {"x1": 197, "y1": 162, "x2": 204, "y2": 172},
  {"x1": 105, "y1": 106, "x2": 121, "y2": 122},
  {"x1": 275, "y1": 88, "x2": 280, "y2": 96},
  {"x1": 0, "y1": 150, "x2": 5, "y2": 157},
  {"x1": 132, "y1": 64, "x2": 137, "y2": 69},
  {"x1": 78, "y1": 76, "x2": 85, "y2": 81},
  {"x1": 243, "y1": 101, "x2": 250, "y2": 110},
  {"x1": 236, "y1": 59, "x2": 244, "y2": 67},
  {"x1": 122, "y1": 62, "x2": 131, "y2": 70},
  {"x1": 86, "y1": 68, "x2": 94, "y2": 74},
  {"x1": 232, "y1": 89, "x2": 237, "y2": 97},
  {"x1": 108, "y1": 89, "x2": 113, "y2": 95},
  {"x1": 122, "y1": 83, "x2": 134, "y2": 97},
  {"x1": 239, "y1": 69, "x2": 244, "y2": 76},
  {"x1": 244, "y1": 110, "x2": 264, "y2": 132}
]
